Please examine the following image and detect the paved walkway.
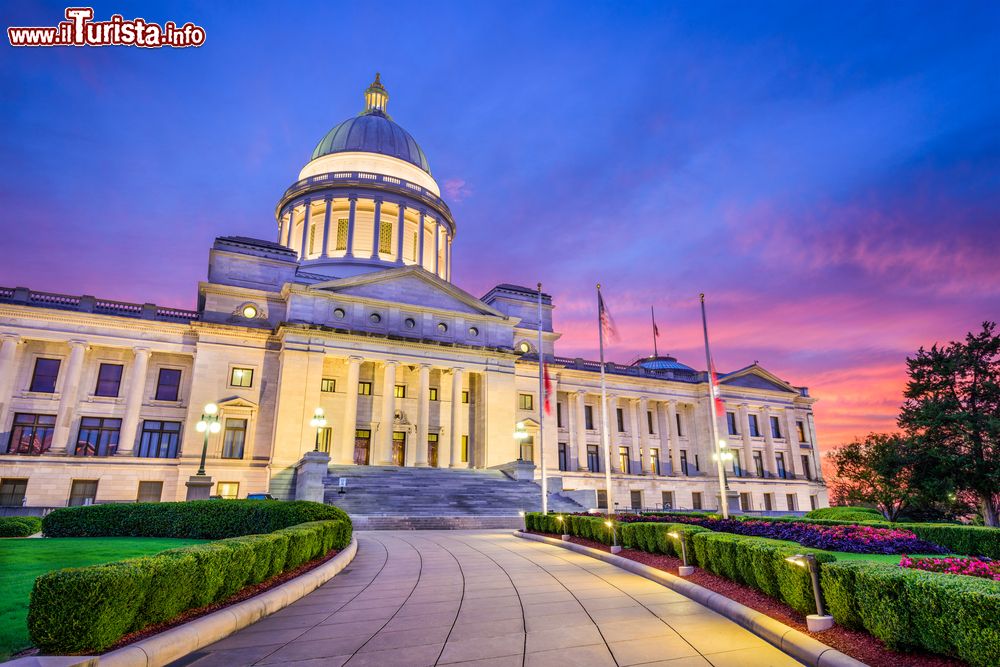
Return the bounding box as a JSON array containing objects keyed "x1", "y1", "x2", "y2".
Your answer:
[{"x1": 174, "y1": 531, "x2": 801, "y2": 667}]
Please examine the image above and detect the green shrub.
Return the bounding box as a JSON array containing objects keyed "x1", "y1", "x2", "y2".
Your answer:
[
  {"x1": 805, "y1": 506, "x2": 884, "y2": 522},
  {"x1": 821, "y1": 560, "x2": 1000, "y2": 667},
  {"x1": 41, "y1": 500, "x2": 349, "y2": 539},
  {"x1": 0, "y1": 515, "x2": 43, "y2": 537},
  {"x1": 525, "y1": 512, "x2": 618, "y2": 545},
  {"x1": 619, "y1": 521, "x2": 708, "y2": 560},
  {"x1": 29, "y1": 516, "x2": 352, "y2": 654}
]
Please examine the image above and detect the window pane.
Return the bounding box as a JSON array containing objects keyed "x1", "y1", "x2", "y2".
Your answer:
[
  {"x1": 136, "y1": 420, "x2": 181, "y2": 458},
  {"x1": 217, "y1": 482, "x2": 239, "y2": 500},
  {"x1": 230, "y1": 368, "x2": 253, "y2": 388},
  {"x1": 0, "y1": 478, "x2": 28, "y2": 506},
  {"x1": 75, "y1": 417, "x2": 121, "y2": 456},
  {"x1": 6, "y1": 413, "x2": 56, "y2": 455},
  {"x1": 379, "y1": 222, "x2": 393, "y2": 254},
  {"x1": 155, "y1": 368, "x2": 181, "y2": 401},
  {"x1": 94, "y1": 363, "x2": 123, "y2": 397},
  {"x1": 30, "y1": 358, "x2": 61, "y2": 393},
  {"x1": 336, "y1": 218, "x2": 349, "y2": 250},
  {"x1": 69, "y1": 480, "x2": 98, "y2": 506},
  {"x1": 321, "y1": 378, "x2": 336, "y2": 392},
  {"x1": 137, "y1": 481, "x2": 163, "y2": 503},
  {"x1": 222, "y1": 419, "x2": 247, "y2": 459}
]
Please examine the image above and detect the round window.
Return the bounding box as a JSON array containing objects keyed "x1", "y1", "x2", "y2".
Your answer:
[
  {"x1": 369, "y1": 313, "x2": 382, "y2": 324},
  {"x1": 333, "y1": 308, "x2": 345, "y2": 319},
  {"x1": 517, "y1": 341, "x2": 531, "y2": 354},
  {"x1": 242, "y1": 304, "x2": 258, "y2": 319},
  {"x1": 468, "y1": 326, "x2": 479, "y2": 337},
  {"x1": 404, "y1": 318, "x2": 416, "y2": 329},
  {"x1": 437, "y1": 322, "x2": 448, "y2": 333}
]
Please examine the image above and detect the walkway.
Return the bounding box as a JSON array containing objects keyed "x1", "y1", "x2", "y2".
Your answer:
[{"x1": 174, "y1": 531, "x2": 801, "y2": 667}]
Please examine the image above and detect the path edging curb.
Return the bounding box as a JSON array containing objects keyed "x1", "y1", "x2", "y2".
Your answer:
[
  {"x1": 4, "y1": 537, "x2": 359, "y2": 667},
  {"x1": 515, "y1": 531, "x2": 866, "y2": 667}
]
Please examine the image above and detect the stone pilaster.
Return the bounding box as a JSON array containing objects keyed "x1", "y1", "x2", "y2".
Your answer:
[
  {"x1": 375, "y1": 360, "x2": 397, "y2": 465},
  {"x1": 339, "y1": 356, "x2": 362, "y2": 464},
  {"x1": 574, "y1": 390, "x2": 588, "y2": 471},
  {"x1": 449, "y1": 367, "x2": 464, "y2": 467},
  {"x1": 117, "y1": 347, "x2": 151, "y2": 456},
  {"x1": 415, "y1": 364, "x2": 431, "y2": 466},
  {"x1": 51, "y1": 340, "x2": 87, "y2": 454}
]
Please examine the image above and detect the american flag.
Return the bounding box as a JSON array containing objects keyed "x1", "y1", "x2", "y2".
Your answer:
[
  {"x1": 710, "y1": 359, "x2": 725, "y2": 417},
  {"x1": 543, "y1": 362, "x2": 553, "y2": 416},
  {"x1": 598, "y1": 289, "x2": 618, "y2": 342}
]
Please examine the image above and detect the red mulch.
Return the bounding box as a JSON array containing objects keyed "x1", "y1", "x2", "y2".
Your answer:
[
  {"x1": 529, "y1": 532, "x2": 966, "y2": 667},
  {"x1": 14, "y1": 549, "x2": 341, "y2": 659}
]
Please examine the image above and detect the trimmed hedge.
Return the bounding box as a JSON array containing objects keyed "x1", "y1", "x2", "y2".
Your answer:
[
  {"x1": 29, "y1": 502, "x2": 352, "y2": 655},
  {"x1": 0, "y1": 515, "x2": 42, "y2": 537},
  {"x1": 823, "y1": 560, "x2": 1000, "y2": 667},
  {"x1": 805, "y1": 506, "x2": 884, "y2": 522},
  {"x1": 526, "y1": 512, "x2": 619, "y2": 545},
  {"x1": 41, "y1": 499, "x2": 348, "y2": 539}
]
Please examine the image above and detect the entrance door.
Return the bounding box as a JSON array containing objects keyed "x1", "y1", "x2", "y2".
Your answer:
[
  {"x1": 428, "y1": 434, "x2": 438, "y2": 467},
  {"x1": 392, "y1": 432, "x2": 406, "y2": 466},
  {"x1": 353, "y1": 429, "x2": 371, "y2": 465}
]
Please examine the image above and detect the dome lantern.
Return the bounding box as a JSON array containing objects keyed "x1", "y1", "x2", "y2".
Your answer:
[{"x1": 364, "y1": 72, "x2": 389, "y2": 115}]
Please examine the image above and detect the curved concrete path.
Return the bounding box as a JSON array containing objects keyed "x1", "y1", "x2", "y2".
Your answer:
[{"x1": 171, "y1": 531, "x2": 801, "y2": 667}]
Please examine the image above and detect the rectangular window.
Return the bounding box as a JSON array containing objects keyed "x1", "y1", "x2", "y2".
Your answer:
[
  {"x1": 802, "y1": 455, "x2": 813, "y2": 480},
  {"x1": 763, "y1": 493, "x2": 774, "y2": 511},
  {"x1": 411, "y1": 231, "x2": 418, "y2": 261},
  {"x1": 556, "y1": 402, "x2": 563, "y2": 427},
  {"x1": 429, "y1": 387, "x2": 438, "y2": 401},
  {"x1": 230, "y1": 367, "x2": 253, "y2": 388},
  {"x1": 461, "y1": 435, "x2": 469, "y2": 462},
  {"x1": 358, "y1": 381, "x2": 372, "y2": 395},
  {"x1": 394, "y1": 384, "x2": 406, "y2": 398},
  {"x1": 379, "y1": 221, "x2": 393, "y2": 254},
  {"x1": 317, "y1": 426, "x2": 333, "y2": 453},
  {"x1": 695, "y1": 453, "x2": 700, "y2": 472},
  {"x1": 519, "y1": 434, "x2": 534, "y2": 462},
  {"x1": 649, "y1": 448, "x2": 660, "y2": 475},
  {"x1": 691, "y1": 492, "x2": 703, "y2": 510},
  {"x1": 775, "y1": 452, "x2": 787, "y2": 479},
  {"x1": 661, "y1": 491, "x2": 674, "y2": 510},
  {"x1": 748, "y1": 414, "x2": 761, "y2": 437},
  {"x1": 740, "y1": 492, "x2": 752, "y2": 511},
  {"x1": 518, "y1": 394, "x2": 533, "y2": 410},
  {"x1": 810, "y1": 495, "x2": 819, "y2": 511},
  {"x1": 0, "y1": 478, "x2": 28, "y2": 507},
  {"x1": 75, "y1": 417, "x2": 122, "y2": 457},
  {"x1": 786, "y1": 493, "x2": 798, "y2": 511},
  {"x1": 647, "y1": 410, "x2": 654, "y2": 434},
  {"x1": 94, "y1": 363, "x2": 124, "y2": 397},
  {"x1": 597, "y1": 489, "x2": 608, "y2": 510},
  {"x1": 308, "y1": 224, "x2": 317, "y2": 254},
  {"x1": 155, "y1": 368, "x2": 181, "y2": 401},
  {"x1": 587, "y1": 444, "x2": 600, "y2": 472},
  {"x1": 461, "y1": 390, "x2": 469, "y2": 404},
  {"x1": 336, "y1": 218, "x2": 349, "y2": 250},
  {"x1": 770, "y1": 415, "x2": 782, "y2": 438},
  {"x1": 618, "y1": 446, "x2": 630, "y2": 474},
  {"x1": 797, "y1": 420, "x2": 807, "y2": 442},
  {"x1": 585, "y1": 405, "x2": 594, "y2": 430},
  {"x1": 29, "y1": 358, "x2": 60, "y2": 393},
  {"x1": 6, "y1": 413, "x2": 56, "y2": 455},
  {"x1": 680, "y1": 449, "x2": 689, "y2": 476},
  {"x1": 137, "y1": 481, "x2": 163, "y2": 503},
  {"x1": 217, "y1": 482, "x2": 239, "y2": 500},
  {"x1": 675, "y1": 412, "x2": 683, "y2": 437},
  {"x1": 630, "y1": 490, "x2": 642, "y2": 510},
  {"x1": 726, "y1": 411, "x2": 739, "y2": 436},
  {"x1": 69, "y1": 479, "x2": 99, "y2": 506},
  {"x1": 753, "y1": 451, "x2": 764, "y2": 477},
  {"x1": 321, "y1": 378, "x2": 336, "y2": 393},
  {"x1": 222, "y1": 418, "x2": 247, "y2": 459},
  {"x1": 136, "y1": 420, "x2": 181, "y2": 458},
  {"x1": 558, "y1": 443, "x2": 567, "y2": 471},
  {"x1": 731, "y1": 450, "x2": 743, "y2": 477},
  {"x1": 616, "y1": 407, "x2": 625, "y2": 432}
]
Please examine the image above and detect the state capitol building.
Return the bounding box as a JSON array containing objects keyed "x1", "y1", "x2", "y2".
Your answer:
[{"x1": 0, "y1": 76, "x2": 828, "y2": 514}]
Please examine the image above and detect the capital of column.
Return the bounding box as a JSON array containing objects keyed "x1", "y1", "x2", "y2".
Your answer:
[
  {"x1": 348, "y1": 355, "x2": 364, "y2": 364},
  {"x1": 68, "y1": 339, "x2": 88, "y2": 350},
  {"x1": 133, "y1": 345, "x2": 151, "y2": 355},
  {"x1": 1, "y1": 333, "x2": 22, "y2": 343}
]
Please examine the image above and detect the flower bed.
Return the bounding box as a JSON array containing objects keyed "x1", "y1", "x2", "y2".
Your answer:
[
  {"x1": 900, "y1": 555, "x2": 1000, "y2": 581},
  {"x1": 614, "y1": 513, "x2": 947, "y2": 554}
]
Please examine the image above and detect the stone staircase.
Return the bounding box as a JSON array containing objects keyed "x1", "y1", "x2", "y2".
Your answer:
[{"x1": 323, "y1": 465, "x2": 585, "y2": 529}]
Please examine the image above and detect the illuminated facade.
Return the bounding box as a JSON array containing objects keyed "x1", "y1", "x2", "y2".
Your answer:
[{"x1": 0, "y1": 75, "x2": 828, "y2": 512}]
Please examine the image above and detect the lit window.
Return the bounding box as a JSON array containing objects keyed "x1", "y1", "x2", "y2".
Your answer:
[
  {"x1": 394, "y1": 384, "x2": 406, "y2": 398},
  {"x1": 358, "y1": 382, "x2": 372, "y2": 396},
  {"x1": 29, "y1": 358, "x2": 60, "y2": 393},
  {"x1": 217, "y1": 482, "x2": 239, "y2": 500},
  {"x1": 379, "y1": 221, "x2": 392, "y2": 254},
  {"x1": 461, "y1": 435, "x2": 469, "y2": 462},
  {"x1": 222, "y1": 419, "x2": 247, "y2": 459},
  {"x1": 336, "y1": 219, "x2": 349, "y2": 250},
  {"x1": 242, "y1": 304, "x2": 258, "y2": 319},
  {"x1": 468, "y1": 327, "x2": 479, "y2": 337},
  {"x1": 230, "y1": 367, "x2": 253, "y2": 388},
  {"x1": 317, "y1": 427, "x2": 332, "y2": 453},
  {"x1": 411, "y1": 232, "x2": 418, "y2": 260},
  {"x1": 94, "y1": 363, "x2": 123, "y2": 397},
  {"x1": 437, "y1": 322, "x2": 448, "y2": 333},
  {"x1": 462, "y1": 390, "x2": 469, "y2": 404},
  {"x1": 429, "y1": 387, "x2": 438, "y2": 401},
  {"x1": 518, "y1": 394, "x2": 533, "y2": 410},
  {"x1": 321, "y1": 378, "x2": 336, "y2": 392},
  {"x1": 308, "y1": 225, "x2": 317, "y2": 254},
  {"x1": 516, "y1": 341, "x2": 530, "y2": 354},
  {"x1": 797, "y1": 420, "x2": 808, "y2": 442}
]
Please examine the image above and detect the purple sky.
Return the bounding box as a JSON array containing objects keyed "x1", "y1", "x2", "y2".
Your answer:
[{"x1": 2, "y1": 1, "x2": 999, "y2": 456}]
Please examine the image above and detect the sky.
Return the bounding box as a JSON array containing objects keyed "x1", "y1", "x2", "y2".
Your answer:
[{"x1": 2, "y1": 1, "x2": 999, "y2": 465}]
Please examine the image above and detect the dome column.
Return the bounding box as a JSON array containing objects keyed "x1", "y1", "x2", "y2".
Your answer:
[
  {"x1": 417, "y1": 211, "x2": 426, "y2": 270},
  {"x1": 282, "y1": 207, "x2": 295, "y2": 247},
  {"x1": 371, "y1": 198, "x2": 383, "y2": 259},
  {"x1": 396, "y1": 203, "x2": 406, "y2": 265},
  {"x1": 321, "y1": 197, "x2": 332, "y2": 257},
  {"x1": 346, "y1": 196, "x2": 357, "y2": 257},
  {"x1": 434, "y1": 223, "x2": 440, "y2": 276},
  {"x1": 298, "y1": 199, "x2": 312, "y2": 259}
]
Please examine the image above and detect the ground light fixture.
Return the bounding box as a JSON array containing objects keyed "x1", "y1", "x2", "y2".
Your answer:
[
  {"x1": 556, "y1": 515, "x2": 570, "y2": 540},
  {"x1": 518, "y1": 509, "x2": 526, "y2": 532},
  {"x1": 605, "y1": 519, "x2": 622, "y2": 554},
  {"x1": 667, "y1": 531, "x2": 694, "y2": 576},
  {"x1": 310, "y1": 407, "x2": 327, "y2": 452},
  {"x1": 785, "y1": 554, "x2": 834, "y2": 631},
  {"x1": 194, "y1": 403, "x2": 221, "y2": 476}
]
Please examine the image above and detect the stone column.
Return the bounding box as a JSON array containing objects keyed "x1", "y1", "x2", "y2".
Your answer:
[
  {"x1": 282, "y1": 208, "x2": 294, "y2": 246},
  {"x1": 447, "y1": 236, "x2": 453, "y2": 281},
  {"x1": 807, "y1": 413, "x2": 823, "y2": 480},
  {"x1": 339, "y1": 356, "x2": 362, "y2": 464},
  {"x1": 762, "y1": 407, "x2": 777, "y2": 478},
  {"x1": 415, "y1": 364, "x2": 431, "y2": 466},
  {"x1": 372, "y1": 199, "x2": 383, "y2": 259},
  {"x1": 0, "y1": 334, "x2": 22, "y2": 433},
  {"x1": 52, "y1": 340, "x2": 87, "y2": 454},
  {"x1": 346, "y1": 196, "x2": 357, "y2": 257},
  {"x1": 786, "y1": 408, "x2": 803, "y2": 478},
  {"x1": 666, "y1": 400, "x2": 681, "y2": 475},
  {"x1": 605, "y1": 394, "x2": 620, "y2": 472},
  {"x1": 628, "y1": 398, "x2": 642, "y2": 474},
  {"x1": 375, "y1": 360, "x2": 397, "y2": 465},
  {"x1": 417, "y1": 211, "x2": 426, "y2": 269},
  {"x1": 639, "y1": 397, "x2": 652, "y2": 474},
  {"x1": 117, "y1": 347, "x2": 150, "y2": 456},
  {"x1": 322, "y1": 197, "x2": 333, "y2": 257},
  {"x1": 434, "y1": 224, "x2": 441, "y2": 276},
  {"x1": 738, "y1": 403, "x2": 752, "y2": 447},
  {"x1": 396, "y1": 203, "x2": 406, "y2": 265},
  {"x1": 574, "y1": 390, "x2": 588, "y2": 471},
  {"x1": 449, "y1": 367, "x2": 464, "y2": 467},
  {"x1": 299, "y1": 200, "x2": 312, "y2": 259}
]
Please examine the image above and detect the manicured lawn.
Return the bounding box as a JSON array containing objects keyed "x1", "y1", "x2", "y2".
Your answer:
[
  {"x1": 746, "y1": 535, "x2": 946, "y2": 565},
  {"x1": 0, "y1": 537, "x2": 206, "y2": 660}
]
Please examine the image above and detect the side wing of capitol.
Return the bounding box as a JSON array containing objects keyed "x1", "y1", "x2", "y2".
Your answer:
[{"x1": 0, "y1": 75, "x2": 828, "y2": 513}]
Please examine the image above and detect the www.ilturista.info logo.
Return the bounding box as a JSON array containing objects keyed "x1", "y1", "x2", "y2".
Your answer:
[{"x1": 8, "y1": 7, "x2": 205, "y2": 48}]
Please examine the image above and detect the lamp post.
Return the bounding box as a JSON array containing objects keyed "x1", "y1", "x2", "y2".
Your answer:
[
  {"x1": 556, "y1": 514, "x2": 570, "y2": 541},
  {"x1": 194, "y1": 403, "x2": 221, "y2": 476},
  {"x1": 712, "y1": 439, "x2": 734, "y2": 491},
  {"x1": 310, "y1": 407, "x2": 327, "y2": 452},
  {"x1": 605, "y1": 519, "x2": 622, "y2": 554},
  {"x1": 785, "y1": 554, "x2": 834, "y2": 631},
  {"x1": 667, "y1": 531, "x2": 694, "y2": 576}
]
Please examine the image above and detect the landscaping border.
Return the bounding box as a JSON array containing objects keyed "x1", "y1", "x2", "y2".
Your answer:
[
  {"x1": 515, "y1": 531, "x2": 864, "y2": 667},
  {"x1": 2, "y1": 537, "x2": 358, "y2": 667}
]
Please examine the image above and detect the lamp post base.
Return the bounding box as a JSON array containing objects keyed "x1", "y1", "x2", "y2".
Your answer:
[
  {"x1": 185, "y1": 475, "x2": 214, "y2": 501},
  {"x1": 561, "y1": 534, "x2": 571, "y2": 541},
  {"x1": 806, "y1": 614, "x2": 835, "y2": 632},
  {"x1": 678, "y1": 565, "x2": 695, "y2": 577},
  {"x1": 610, "y1": 545, "x2": 622, "y2": 554}
]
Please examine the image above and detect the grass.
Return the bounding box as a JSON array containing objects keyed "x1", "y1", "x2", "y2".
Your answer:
[{"x1": 0, "y1": 537, "x2": 206, "y2": 660}]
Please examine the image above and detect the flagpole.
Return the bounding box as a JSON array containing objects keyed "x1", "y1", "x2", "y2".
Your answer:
[
  {"x1": 700, "y1": 293, "x2": 730, "y2": 519},
  {"x1": 597, "y1": 284, "x2": 614, "y2": 516},
  {"x1": 651, "y1": 306, "x2": 658, "y2": 357},
  {"x1": 537, "y1": 282, "x2": 548, "y2": 516}
]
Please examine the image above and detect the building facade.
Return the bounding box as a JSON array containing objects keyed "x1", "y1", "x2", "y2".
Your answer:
[{"x1": 0, "y1": 75, "x2": 828, "y2": 512}]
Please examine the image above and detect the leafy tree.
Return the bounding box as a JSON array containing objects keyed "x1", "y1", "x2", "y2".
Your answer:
[{"x1": 899, "y1": 321, "x2": 1000, "y2": 526}]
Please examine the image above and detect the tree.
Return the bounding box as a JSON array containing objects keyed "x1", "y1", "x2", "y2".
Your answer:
[
  {"x1": 899, "y1": 321, "x2": 1000, "y2": 526},
  {"x1": 829, "y1": 433, "x2": 953, "y2": 521}
]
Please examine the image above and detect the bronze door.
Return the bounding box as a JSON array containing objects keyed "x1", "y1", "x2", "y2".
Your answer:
[
  {"x1": 392, "y1": 432, "x2": 406, "y2": 466},
  {"x1": 353, "y1": 430, "x2": 371, "y2": 466},
  {"x1": 428, "y1": 438, "x2": 438, "y2": 467}
]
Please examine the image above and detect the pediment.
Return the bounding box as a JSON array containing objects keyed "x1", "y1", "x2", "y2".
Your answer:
[
  {"x1": 720, "y1": 365, "x2": 798, "y2": 394},
  {"x1": 217, "y1": 396, "x2": 259, "y2": 409},
  {"x1": 309, "y1": 266, "x2": 506, "y2": 318}
]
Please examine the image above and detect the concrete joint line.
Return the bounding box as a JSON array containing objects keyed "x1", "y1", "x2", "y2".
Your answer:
[
  {"x1": 4, "y1": 538, "x2": 359, "y2": 667},
  {"x1": 514, "y1": 531, "x2": 866, "y2": 667}
]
